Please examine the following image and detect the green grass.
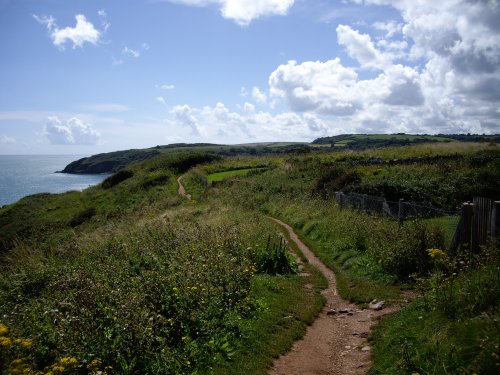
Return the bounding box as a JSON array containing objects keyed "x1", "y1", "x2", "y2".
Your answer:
[
  {"x1": 1, "y1": 141, "x2": 499, "y2": 374},
  {"x1": 370, "y1": 253, "x2": 500, "y2": 374},
  {"x1": 207, "y1": 167, "x2": 267, "y2": 184}
]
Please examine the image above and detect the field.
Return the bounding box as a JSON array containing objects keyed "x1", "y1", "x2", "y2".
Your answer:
[{"x1": 0, "y1": 141, "x2": 499, "y2": 374}]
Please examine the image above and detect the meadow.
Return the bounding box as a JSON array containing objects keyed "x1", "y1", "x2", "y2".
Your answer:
[{"x1": 0, "y1": 141, "x2": 498, "y2": 374}]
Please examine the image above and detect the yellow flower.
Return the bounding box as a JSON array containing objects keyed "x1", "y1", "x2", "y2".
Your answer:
[
  {"x1": 14, "y1": 338, "x2": 33, "y2": 348},
  {"x1": 0, "y1": 336, "x2": 12, "y2": 347},
  {"x1": 59, "y1": 357, "x2": 78, "y2": 366},
  {"x1": 11, "y1": 358, "x2": 24, "y2": 366},
  {"x1": 427, "y1": 248, "x2": 446, "y2": 259},
  {"x1": 0, "y1": 324, "x2": 8, "y2": 335}
]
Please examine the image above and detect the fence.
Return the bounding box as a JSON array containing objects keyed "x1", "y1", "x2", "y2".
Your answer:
[
  {"x1": 334, "y1": 192, "x2": 499, "y2": 252},
  {"x1": 334, "y1": 191, "x2": 458, "y2": 222},
  {"x1": 449, "y1": 198, "x2": 499, "y2": 253}
]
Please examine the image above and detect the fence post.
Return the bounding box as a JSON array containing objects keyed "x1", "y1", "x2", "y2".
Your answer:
[
  {"x1": 492, "y1": 201, "x2": 500, "y2": 238},
  {"x1": 398, "y1": 198, "x2": 405, "y2": 223},
  {"x1": 463, "y1": 202, "x2": 474, "y2": 250}
]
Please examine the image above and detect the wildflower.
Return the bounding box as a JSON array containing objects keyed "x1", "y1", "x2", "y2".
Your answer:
[
  {"x1": 0, "y1": 336, "x2": 12, "y2": 347},
  {"x1": 59, "y1": 357, "x2": 78, "y2": 366},
  {"x1": 0, "y1": 323, "x2": 8, "y2": 335},
  {"x1": 427, "y1": 248, "x2": 446, "y2": 259},
  {"x1": 14, "y1": 338, "x2": 32, "y2": 348}
]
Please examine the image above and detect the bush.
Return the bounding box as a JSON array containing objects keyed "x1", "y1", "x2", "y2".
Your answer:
[
  {"x1": 139, "y1": 171, "x2": 170, "y2": 189},
  {"x1": 372, "y1": 221, "x2": 445, "y2": 280},
  {"x1": 312, "y1": 165, "x2": 360, "y2": 198},
  {"x1": 101, "y1": 170, "x2": 134, "y2": 189}
]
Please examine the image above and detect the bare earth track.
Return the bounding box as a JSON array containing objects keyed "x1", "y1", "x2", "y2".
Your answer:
[
  {"x1": 269, "y1": 218, "x2": 397, "y2": 375},
  {"x1": 175, "y1": 176, "x2": 395, "y2": 374}
]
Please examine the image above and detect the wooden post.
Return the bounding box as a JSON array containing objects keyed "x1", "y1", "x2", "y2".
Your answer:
[
  {"x1": 398, "y1": 198, "x2": 405, "y2": 223},
  {"x1": 492, "y1": 201, "x2": 500, "y2": 237},
  {"x1": 463, "y1": 202, "x2": 474, "y2": 250}
]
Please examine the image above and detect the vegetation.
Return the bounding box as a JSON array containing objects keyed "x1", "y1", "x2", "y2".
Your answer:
[{"x1": 0, "y1": 138, "x2": 498, "y2": 374}]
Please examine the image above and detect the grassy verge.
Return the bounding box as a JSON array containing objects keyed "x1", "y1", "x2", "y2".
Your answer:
[{"x1": 370, "y1": 246, "x2": 500, "y2": 374}]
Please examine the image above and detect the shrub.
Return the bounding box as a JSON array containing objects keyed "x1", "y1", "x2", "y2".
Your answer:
[
  {"x1": 139, "y1": 171, "x2": 170, "y2": 189},
  {"x1": 372, "y1": 221, "x2": 445, "y2": 280},
  {"x1": 255, "y1": 235, "x2": 297, "y2": 275},
  {"x1": 312, "y1": 165, "x2": 361, "y2": 198},
  {"x1": 101, "y1": 170, "x2": 134, "y2": 189}
]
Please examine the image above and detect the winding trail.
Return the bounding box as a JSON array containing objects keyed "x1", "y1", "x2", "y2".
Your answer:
[
  {"x1": 176, "y1": 176, "x2": 395, "y2": 374},
  {"x1": 177, "y1": 176, "x2": 191, "y2": 200},
  {"x1": 269, "y1": 218, "x2": 396, "y2": 375}
]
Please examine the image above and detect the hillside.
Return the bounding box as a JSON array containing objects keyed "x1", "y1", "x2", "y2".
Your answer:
[
  {"x1": 61, "y1": 142, "x2": 309, "y2": 174},
  {"x1": 311, "y1": 133, "x2": 500, "y2": 150},
  {"x1": 0, "y1": 140, "x2": 498, "y2": 375}
]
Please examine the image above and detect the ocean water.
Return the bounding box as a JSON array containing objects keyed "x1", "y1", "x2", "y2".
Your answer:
[{"x1": 0, "y1": 155, "x2": 109, "y2": 207}]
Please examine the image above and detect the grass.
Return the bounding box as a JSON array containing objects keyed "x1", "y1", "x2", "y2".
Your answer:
[
  {"x1": 207, "y1": 168, "x2": 266, "y2": 184},
  {"x1": 1, "y1": 141, "x2": 498, "y2": 374}
]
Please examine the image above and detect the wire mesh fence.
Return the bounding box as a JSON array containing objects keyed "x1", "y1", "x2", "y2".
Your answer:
[{"x1": 334, "y1": 191, "x2": 459, "y2": 222}]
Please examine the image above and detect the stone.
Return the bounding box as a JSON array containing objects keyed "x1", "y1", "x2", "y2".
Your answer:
[{"x1": 368, "y1": 299, "x2": 385, "y2": 310}]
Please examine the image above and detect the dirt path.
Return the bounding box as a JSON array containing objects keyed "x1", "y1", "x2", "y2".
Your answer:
[
  {"x1": 269, "y1": 218, "x2": 396, "y2": 375},
  {"x1": 177, "y1": 176, "x2": 191, "y2": 200}
]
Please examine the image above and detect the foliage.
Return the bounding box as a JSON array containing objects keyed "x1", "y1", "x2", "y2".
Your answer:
[
  {"x1": 68, "y1": 207, "x2": 96, "y2": 227},
  {"x1": 370, "y1": 242, "x2": 500, "y2": 375},
  {"x1": 101, "y1": 170, "x2": 134, "y2": 189},
  {"x1": 254, "y1": 235, "x2": 298, "y2": 275}
]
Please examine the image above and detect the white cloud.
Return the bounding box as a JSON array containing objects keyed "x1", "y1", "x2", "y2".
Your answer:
[
  {"x1": 123, "y1": 46, "x2": 140, "y2": 58},
  {"x1": 263, "y1": 0, "x2": 500, "y2": 135},
  {"x1": 170, "y1": 105, "x2": 201, "y2": 135},
  {"x1": 157, "y1": 96, "x2": 167, "y2": 105},
  {"x1": 373, "y1": 20, "x2": 402, "y2": 38},
  {"x1": 98, "y1": 9, "x2": 110, "y2": 31},
  {"x1": 34, "y1": 14, "x2": 102, "y2": 49},
  {"x1": 157, "y1": 83, "x2": 175, "y2": 90},
  {"x1": 44, "y1": 116, "x2": 100, "y2": 145},
  {"x1": 0, "y1": 135, "x2": 16, "y2": 144},
  {"x1": 252, "y1": 86, "x2": 267, "y2": 104},
  {"x1": 166, "y1": 102, "x2": 331, "y2": 142},
  {"x1": 167, "y1": 0, "x2": 295, "y2": 26},
  {"x1": 336, "y1": 24, "x2": 391, "y2": 69}
]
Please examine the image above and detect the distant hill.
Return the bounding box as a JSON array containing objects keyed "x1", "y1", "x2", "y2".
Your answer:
[
  {"x1": 61, "y1": 142, "x2": 309, "y2": 174},
  {"x1": 312, "y1": 133, "x2": 499, "y2": 150}
]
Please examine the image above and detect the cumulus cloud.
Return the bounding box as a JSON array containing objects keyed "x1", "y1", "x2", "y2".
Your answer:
[
  {"x1": 34, "y1": 14, "x2": 102, "y2": 49},
  {"x1": 167, "y1": 102, "x2": 331, "y2": 142},
  {"x1": 264, "y1": 0, "x2": 500, "y2": 134},
  {"x1": 170, "y1": 105, "x2": 201, "y2": 135},
  {"x1": 0, "y1": 135, "x2": 16, "y2": 144},
  {"x1": 167, "y1": 0, "x2": 295, "y2": 25},
  {"x1": 44, "y1": 116, "x2": 100, "y2": 145},
  {"x1": 336, "y1": 24, "x2": 391, "y2": 69},
  {"x1": 252, "y1": 86, "x2": 267, "y2": 104}
]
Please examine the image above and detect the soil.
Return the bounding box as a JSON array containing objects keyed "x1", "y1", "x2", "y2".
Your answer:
[
  {"x1": 269, "y1": 218, "x2": 399, "y2": 375},
  {"x1": 177, "y1": 176, "x2": 191, "y2": 200}
]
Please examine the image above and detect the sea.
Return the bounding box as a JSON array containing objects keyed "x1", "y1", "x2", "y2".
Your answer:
[{"x1": 0, "y1": 155, "x2": 109, "y2": 207}]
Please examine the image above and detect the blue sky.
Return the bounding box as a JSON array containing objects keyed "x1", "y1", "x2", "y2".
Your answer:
[{"x1": 0, "y1": 0, "x2": 499, "y2": 154}]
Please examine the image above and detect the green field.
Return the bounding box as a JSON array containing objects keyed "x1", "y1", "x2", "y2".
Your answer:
[{"x1": 207, "y1": 167, "x2": 266, "y2": 184}]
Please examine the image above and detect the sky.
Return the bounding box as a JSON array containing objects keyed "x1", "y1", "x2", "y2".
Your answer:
[{"x1": 0, "y1": 0, "x2": 499, "y2": 154}]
